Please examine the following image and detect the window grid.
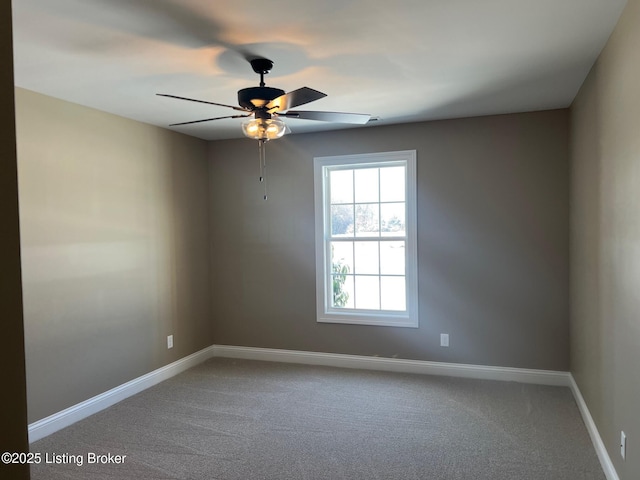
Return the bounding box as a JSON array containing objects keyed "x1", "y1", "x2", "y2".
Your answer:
[
  {"x1": 314, "y1": 150, "x2": 418, "y2": 328},
  {"x1": 326, "y1": 164, "x2": 407, "y2": 313}
]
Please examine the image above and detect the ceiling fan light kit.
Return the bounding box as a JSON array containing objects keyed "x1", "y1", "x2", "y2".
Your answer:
[
  {"x1": 159, "y1": 57, "x2": 371, "y2": 199},
  {"x1": 241, "y1": 117, "x2": 286, "y2": 141}
]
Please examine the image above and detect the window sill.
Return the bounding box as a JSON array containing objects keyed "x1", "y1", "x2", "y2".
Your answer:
[{"x1": 317, "y1": 313, "x2": 418, "y2": 328}]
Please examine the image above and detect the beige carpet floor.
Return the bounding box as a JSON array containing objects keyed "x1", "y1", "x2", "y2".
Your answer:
[{"x1": 30, "y1": 358, "x2": 604, "y2": 479}]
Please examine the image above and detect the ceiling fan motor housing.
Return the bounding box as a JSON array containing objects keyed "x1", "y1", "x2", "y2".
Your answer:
[{"x1": 238, "y1": 87, "x2": 285, "y2": 110}]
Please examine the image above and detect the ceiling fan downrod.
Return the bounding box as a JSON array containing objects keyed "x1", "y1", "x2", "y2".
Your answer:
[{"x1": 250, "y1": 58, "x2": 273, "y2": 87}]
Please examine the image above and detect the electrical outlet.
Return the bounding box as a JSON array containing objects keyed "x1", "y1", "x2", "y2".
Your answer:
[
  {"x1": 621, "y1": 431, "x2": 626, "y2": 460},
  {"x1": 440, "y1": 333, "x2": 449, "y2": 347},
  {"x1": 167, "y1": 335, "x2": 173, "y2": 349}
]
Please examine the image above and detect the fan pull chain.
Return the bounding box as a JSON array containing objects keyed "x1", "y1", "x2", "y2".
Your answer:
[
  {"x1": 258, "y1": 139, "x2": 268, "y2": 200},
  {"x1": 263, "y1": 157, "x2": 268, "y2": 200},
  {"x1": 258, "y1": 139, "x2": 264, "y2": 182}
]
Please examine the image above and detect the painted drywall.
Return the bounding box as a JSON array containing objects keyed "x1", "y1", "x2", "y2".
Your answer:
[
  {"x1": 209, "y1": 110, "x2": 569, "y2": 371},
  {"x1": 15, "y1": 88, "x2": 212, "y2": 423},
  {"x1": 570, "y1": 0, "x2": 640, "y2": 477},
  {"x1": 0, "y1": 4, "x2": 30, "y2": 479}
]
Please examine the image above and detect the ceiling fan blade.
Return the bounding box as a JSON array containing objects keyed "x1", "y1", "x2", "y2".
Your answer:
[
  {"x1": 170, "y1": 114, "x2": 250, "y2": 126},
  {"x1": 157, "y1": 93, "x2": 248, "y2": 112},
  {"x1": 266, "y1": 87, "x2": 327, "y2": 112},
  {"x1": 281, "y1": 111, "x2": 371, "y2": 124}
]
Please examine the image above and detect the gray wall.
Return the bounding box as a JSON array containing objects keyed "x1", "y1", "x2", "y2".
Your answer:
[
  {"x1": 570, "y1": 0, "x2": 640, "y2": 477},
  {"x1": 209, "y1": 110, "x2": 570, "y2": 371},
  {"x1": 16, "y1": 89, "x2": 213, "y2": 423},
  {"x1": 0, "y1": 3, "x2": 30, "y2": 479}
]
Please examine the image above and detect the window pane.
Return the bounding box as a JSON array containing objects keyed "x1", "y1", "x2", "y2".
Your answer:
[
  {"x1": 381, "y1": 202, "x2": 405, "y2": 236},
  {"x1": 330, "y1": 169, "x2": 353, "y2": 204},
  {"x1": 355, "y1": 204, "x2": 379, "y2": 236},
  {"x1": 380, "y1": 241, "x2": 405, "y2": 275},
  {"x1": 331, "y1": 205, "x2": 354, "y2": 237},
  {"x1": 355, "y1": 275, "x2": 380, "y2": 309},
  {"x1": 354, "y1": 241, "x2": 379, "y2": 275},
  {"x1": 331, "y1": 241, "x2": 353, "y2": 274},
  {"x1": 354, "y1": 168, "x2": 379, "y2": 203},
  {"x1": 332, "y1": 274, "x2": 354, "y2": 308},
  {"x1": 381, "y1": 276, "x2": 406, "y2": 311},
  {"x1": 380, "y1": 166, "x2": 405, "y2": 202}
]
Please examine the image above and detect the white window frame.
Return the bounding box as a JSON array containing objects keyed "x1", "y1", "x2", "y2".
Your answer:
[{"x1": 314, "y1": 150, "x2": 418, "y2": 328}]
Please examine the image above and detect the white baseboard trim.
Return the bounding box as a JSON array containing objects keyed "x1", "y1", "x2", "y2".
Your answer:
[
  {"x1": 212, "y1": 345, "x2": 571, "y2": 386},
  {"x1": 28, "y1": 345, "x2": 217, "y2": 443},
  {"x1": 569, "y1": 374, "x2": 619, "y2": 480}
]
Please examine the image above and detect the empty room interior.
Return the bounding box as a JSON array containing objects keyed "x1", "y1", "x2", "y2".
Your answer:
[{"x1": 2, "y1": 0, "x2": 640, "y2": 479}]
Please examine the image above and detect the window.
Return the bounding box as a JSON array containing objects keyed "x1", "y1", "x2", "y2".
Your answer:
[{"x1": 314, "y1": 150, "x2": 418, "y2": 328}]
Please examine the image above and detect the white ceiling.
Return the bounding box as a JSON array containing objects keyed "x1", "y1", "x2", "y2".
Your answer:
[{"x1": 12, "y1": 0, "x2": 627, "y2": 141}]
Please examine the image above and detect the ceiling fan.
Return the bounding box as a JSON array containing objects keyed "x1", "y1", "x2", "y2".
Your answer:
[
  {"x1": 157, "y1": 57, "x2": 371, "y2": 141},
  {"x1": 158, "y1": 57, "x2": 372, "y2": 200}
]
